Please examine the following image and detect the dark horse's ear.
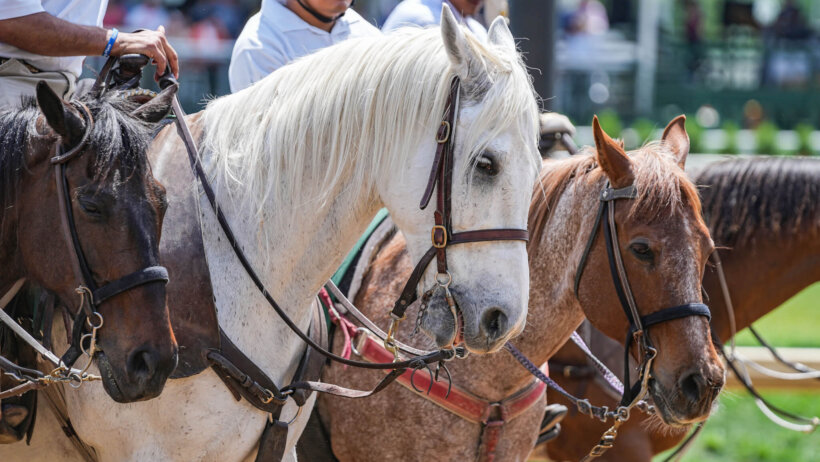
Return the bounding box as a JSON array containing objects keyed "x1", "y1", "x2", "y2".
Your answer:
[
  {"x1": 131, "y1": 83, "x2": 178, "y2": 123},
  {"x1": 36, "y1": 81, "x2": 85, "y2": 146},
  {"x1": 592, "y1": 115, "x2": 633, "y2": 189},
  {"x1": 661, "y1": 115, "x2": 690, "y2": 169}
]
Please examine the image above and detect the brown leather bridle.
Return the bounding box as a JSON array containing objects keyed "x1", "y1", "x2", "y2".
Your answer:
[{"x1": 384, "y1": 76, "x2": 530, "y2": 356}]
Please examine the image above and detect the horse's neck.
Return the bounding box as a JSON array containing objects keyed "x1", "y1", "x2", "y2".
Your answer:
[
  {"x1": 515, "y1": 179, "x2": 595, "y2": 366},
  {"x1": 199, "y1": 148, "x2": 382, "y2": 380},
  {"x1": 708, "y1": 231, "x2": 820, "y2": 340}
]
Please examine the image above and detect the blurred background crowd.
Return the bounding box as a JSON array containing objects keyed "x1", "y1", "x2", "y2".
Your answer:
[{"x1": 95, "y1": 0, "x2": 820, "y2": 155}]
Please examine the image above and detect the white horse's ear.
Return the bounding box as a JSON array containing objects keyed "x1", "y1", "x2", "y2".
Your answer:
[
  {"x1": 441, "y1": 4, "x2": 489, "y2": 87},
  {"x1": 487, "y1": 16, "x2": 515, "y2": 52},
  {"x1": 661, "y1": 115, "x2": 690, "y2": 169}
]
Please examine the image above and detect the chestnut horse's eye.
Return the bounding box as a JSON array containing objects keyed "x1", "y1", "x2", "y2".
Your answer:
[
  {"x1": 475, "y1": 153, "x2": 499, "y2": 176},
  {"x1": 629, "y1": 241, "x2": 653, "y2": 262}
]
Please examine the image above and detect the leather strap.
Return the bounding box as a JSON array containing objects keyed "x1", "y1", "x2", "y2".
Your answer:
[
  {"x1": 92, "y1": 266, "x2": 169, "y2": 305},
  {"x1": 353, "y1": 330, "x2": 546, "y2": 424},
  {"x1": 391, "y1": 77, "x2": 530, "y2": 320}
]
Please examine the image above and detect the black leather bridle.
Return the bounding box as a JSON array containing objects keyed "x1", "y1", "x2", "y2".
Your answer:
[
  {"x1": 574, "y1": 181, "x2": 711, "y2": 407},
  {"x1": 51, "y1": 99, "x2": 169, "y2": 368}
]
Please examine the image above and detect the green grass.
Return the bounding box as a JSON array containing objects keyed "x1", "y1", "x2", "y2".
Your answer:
[
  {"x1": 654, "y1": 391, "x2": 820, "y2": 462},
  {"x1": 733, "y1": 283, "x2": 820, "y2": 348}
]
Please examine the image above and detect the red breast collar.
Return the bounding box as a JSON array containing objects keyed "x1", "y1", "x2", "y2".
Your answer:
[{"x1": 354, "y1": 330, "x2": 547, "y2": 424}]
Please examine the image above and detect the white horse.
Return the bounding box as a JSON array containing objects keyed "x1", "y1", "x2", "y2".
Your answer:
[{"x1": 6, "y1": 6, "x2": 541, "y2": 462}]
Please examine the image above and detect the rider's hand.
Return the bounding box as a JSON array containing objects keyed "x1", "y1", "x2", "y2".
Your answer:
[
  {"x1": 110, "y1": 26, "x2": 179, "y2": 80},
  {"x1": 540, "y1": 113, "x2": 576, "y2": 137}
]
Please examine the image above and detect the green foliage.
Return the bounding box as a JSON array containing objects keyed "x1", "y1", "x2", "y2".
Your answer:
[
  {"x1": 756, "y1": 121, "x2": 779, "y2": 155},
  {"x1": 794, "y1": 123, "x2": 815, "y2": 156},
  {"x1": 630, "y1": 118, "x2": 656, "y2": 148},
  {"x1": 734, "y1": 283, "x2": 820, "y2": 348},
  {"x1": 685, "y1": 114, "x2": 704, "y2": 153},
  {"x1": 596, "y1": 109, "x2": 622, "y2": 137},
  {"x1": 721, "y1": 120, "x2": 740, "y2": 154}
]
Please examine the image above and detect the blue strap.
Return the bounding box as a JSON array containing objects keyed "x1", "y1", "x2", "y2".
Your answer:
[{"x1": 102, "y1": 28, "x2": 118, "y2": 57}]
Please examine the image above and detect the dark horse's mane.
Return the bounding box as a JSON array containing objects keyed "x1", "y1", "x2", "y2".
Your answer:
[
  {"x1": 695, "y1": 157, "x2": 820, "y2": 247},
  {"x1": 0, "y1": 92, "x2": 154, "y2": 216}
]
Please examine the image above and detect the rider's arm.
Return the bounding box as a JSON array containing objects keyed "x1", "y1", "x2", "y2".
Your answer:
[{"x1": 0, "y1": 12, "x2": 179, "y2": 78}]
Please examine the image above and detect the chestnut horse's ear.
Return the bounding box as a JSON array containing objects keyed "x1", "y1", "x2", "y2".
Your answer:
[
  {"x1": 592, "y1": 115, "x2": 633, "y2": 188},
  {"x1": 36, "y1": 81, "x2": 85, "y2": 146},
  {"x1": 661, "y1": 115, "x2": 690, "y2": 169},
  {"x1": 131, "y1": 82, "x2": 178, "y2": 123}
]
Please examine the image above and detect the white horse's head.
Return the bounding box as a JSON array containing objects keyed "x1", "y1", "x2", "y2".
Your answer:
[
  {"x1": 378, "y1": 7, "x2": 541, "y2": 353},
  {"x1": 203, "y1": 5, "x2": 539, "y2": 354}
]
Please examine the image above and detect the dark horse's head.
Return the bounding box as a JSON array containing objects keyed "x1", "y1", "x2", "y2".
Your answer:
[{"x1": 0, "y1": 83, "x2": 179, "y2": 402}]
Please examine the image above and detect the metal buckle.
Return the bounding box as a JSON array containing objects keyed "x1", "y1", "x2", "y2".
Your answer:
[
  {"x1": 436, "y1": 121, "x2": 451, "y2": 144},
  {"x1": 431, "y1": 225, "x2": 447, "y2": 248}
]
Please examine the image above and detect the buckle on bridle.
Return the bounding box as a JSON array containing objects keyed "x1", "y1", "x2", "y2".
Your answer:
[
  {"x1": 431, "y1": 225, "x2": 447, "y2": 248},
  {"x1": 436, "y1": 121, "x2": 451, "y2": 144}
]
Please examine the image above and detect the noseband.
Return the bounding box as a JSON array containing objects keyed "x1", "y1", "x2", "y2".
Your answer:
[
  {"x1": 384, "y1": 76, "x2": 530, "y2": 355},
  {"x1": 571, "y1": 180, "x2": 710, "y2": 459},
  {"x1": 51, "y1": 101, "x2": 169, "y2": 369}
]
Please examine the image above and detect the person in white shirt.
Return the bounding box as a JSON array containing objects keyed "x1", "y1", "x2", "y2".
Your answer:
[
  {"x1": 382, "y1": 0, "x2": 487, "y2": 42},
  {"x1": 229, "y1": 0, "x2": 380, "y2": 93},
  {"x1": 0, "y1": 0, "x2": 179, "y2": 107}
]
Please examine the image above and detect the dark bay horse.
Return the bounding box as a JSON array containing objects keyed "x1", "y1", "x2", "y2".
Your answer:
[
  {"x1": 544, "y1": 156, "x2": 820, "y2": 461},
  {"x1": 313, "y1": 117, "x2": 724, "y2": 461},
  {"x1": 0, "y1": 83, "x2": 179, "y2": 441}
]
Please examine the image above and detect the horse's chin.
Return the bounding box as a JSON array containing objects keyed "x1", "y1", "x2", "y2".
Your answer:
[
  {"x1": 649, "y1": 378, "x2": 715, "y2": 427},
  {"x1": 418, "y1": 298, "x2": 460, "y2": 349},
  {"x1": 97, "y1": 353, "x2": 128, "y2": 403}
]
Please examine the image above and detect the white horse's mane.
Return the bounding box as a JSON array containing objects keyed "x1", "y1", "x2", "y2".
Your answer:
[{"x1": 202, "y1": 25, "x2": 539, "y2": 224}]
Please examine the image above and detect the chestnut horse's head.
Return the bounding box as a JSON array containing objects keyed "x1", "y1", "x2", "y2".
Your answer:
[
  {"x1": 2, "y1": 83, "x2": 179, "y2": 402},
  {"x1": 577, "y1": 116, "x2": 724, "y2": 426}
]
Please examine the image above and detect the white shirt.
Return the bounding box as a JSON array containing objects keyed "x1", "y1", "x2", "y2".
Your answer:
[
  {"x1": 0, "y1": 0, "x2": 108, "y2": 78},
  {"x1": 382, "y1": 0, "x2": 487, "y2": 42},
  {"x1": 228, "y1": 0, "x2": 381, "y2": 93}
]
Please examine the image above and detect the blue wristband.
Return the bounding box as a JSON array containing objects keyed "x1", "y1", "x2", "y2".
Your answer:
[{"x1": 102, "y1": 28, "x2": 118, "y2": 57}]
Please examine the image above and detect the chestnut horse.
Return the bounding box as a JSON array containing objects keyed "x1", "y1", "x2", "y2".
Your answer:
[
  {"x1": 543, "y1": 156, "x2": 820, "y2": 461},
  {"x1": 312, "y1": 116, "x2": 724, "y2": 461},
  {"x1": 0, "y1": 83, "x2": 179, "y2": 441}
]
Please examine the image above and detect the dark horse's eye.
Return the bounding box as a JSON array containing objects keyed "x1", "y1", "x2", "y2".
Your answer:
[
  {"x1": 78, "y1": 197, "x2": 103, "y2": 217},
  {"x1": 475, "y1": 153, "x2": 499, "y2": 176},
  {"x1": 629, "y1": 241, "x2": 653, "y2": 262}
]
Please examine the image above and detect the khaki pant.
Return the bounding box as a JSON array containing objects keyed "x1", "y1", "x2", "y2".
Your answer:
[{"x1": 0, "y1": 58, "x2": 75, "y2": 108}]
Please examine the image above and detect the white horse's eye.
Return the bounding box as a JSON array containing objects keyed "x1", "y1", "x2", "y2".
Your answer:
[{"x1": 476, "y1": 154, "x2": 499, "y2": 176}]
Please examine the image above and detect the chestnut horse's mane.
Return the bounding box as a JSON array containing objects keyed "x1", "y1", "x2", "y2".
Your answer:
[
  {"x1": 696, "y1": 156, "x2": 820, "y2": 247},
  {"x1": 528, "y1": 144, "x2": 702, "y2": 255},
  {"x1": 0, "y1": 93, "x2": 154, "y2": 216}
]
